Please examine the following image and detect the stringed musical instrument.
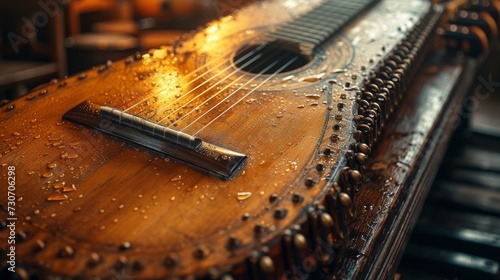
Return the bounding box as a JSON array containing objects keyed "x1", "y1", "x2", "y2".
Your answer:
[{"x1": 1, "y1": 0, "x2": 498, "y2": 279}]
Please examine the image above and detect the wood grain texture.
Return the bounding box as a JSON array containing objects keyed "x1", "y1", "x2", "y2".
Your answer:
[{"x1": 0, "y1": 0, "x2": 444, "y2": 279}]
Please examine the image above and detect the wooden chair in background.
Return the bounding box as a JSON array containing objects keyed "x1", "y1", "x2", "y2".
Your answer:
[
  {"x1": 65, "y1": 0, "x2": 139, "y2": 74},
  {"x1": 0, "y1": 2, "x2": 66, "y2": 99},
  {"x1": 68, "y1": 0, "x2": 120, "y2": 35}
]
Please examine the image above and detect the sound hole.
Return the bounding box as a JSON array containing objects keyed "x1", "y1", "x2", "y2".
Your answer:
[{"x1": 233, "y1": 43, "x2": 310, "y2": 74}]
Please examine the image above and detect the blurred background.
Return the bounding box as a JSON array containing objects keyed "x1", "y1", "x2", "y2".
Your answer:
[{"x1": 0, "y1": 0, "x2": 255, "y2": 100}]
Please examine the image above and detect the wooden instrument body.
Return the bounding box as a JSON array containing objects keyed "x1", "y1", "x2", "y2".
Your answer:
[{"x1": 0, "y1": 0, "x2": 433, "y2": 278}]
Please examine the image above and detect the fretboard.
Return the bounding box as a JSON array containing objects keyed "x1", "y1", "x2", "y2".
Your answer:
[{"x1": 266, "y1": 0, "x2": 380, "y2": 56}]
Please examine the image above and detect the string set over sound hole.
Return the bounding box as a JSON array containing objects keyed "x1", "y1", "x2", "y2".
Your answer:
[{"x1": 233, "y1": 42, "x2": 310, "y2": 75}]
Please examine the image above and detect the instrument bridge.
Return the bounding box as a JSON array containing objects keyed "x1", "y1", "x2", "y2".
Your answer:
[{"x1": 63, "y1": 101, "x2": 247, "y2": 179}]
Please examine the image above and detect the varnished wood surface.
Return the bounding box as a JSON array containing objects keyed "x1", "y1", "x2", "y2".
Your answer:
[
  {"x1": 396, "y1": 60, "x2": 500, "y2": 277},
  {"x1": 0, "y1": 0, "x2": 437, "y2": 278},
  {"x1": 4, "y1": 0, "x2": 498, "y2": 278},
  {"x1": 328, "y1": 54, "x2": 479, "y2": 279}
]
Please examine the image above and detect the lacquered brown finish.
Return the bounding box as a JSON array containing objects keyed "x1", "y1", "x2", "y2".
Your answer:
[{"x1": 2, "y1": 0, "x2": 491, "y2": 279}]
